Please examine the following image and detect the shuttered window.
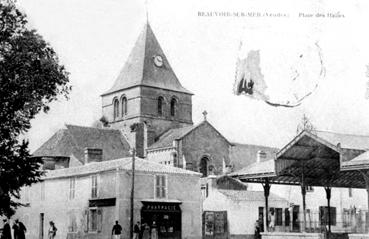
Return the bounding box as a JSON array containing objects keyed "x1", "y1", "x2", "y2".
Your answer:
[
  {"x1": 87, "y1": 208, "x2": 103, "y2": 232},
  {"x1": 155, "y1": 175, "x2": 167, "y2": 199}
]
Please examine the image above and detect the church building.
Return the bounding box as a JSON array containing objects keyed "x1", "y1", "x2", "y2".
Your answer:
[{"x1": 18, "y1": 21, "x2": 278, "y2": 239}]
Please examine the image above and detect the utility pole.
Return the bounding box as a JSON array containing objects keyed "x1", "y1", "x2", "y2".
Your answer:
[{"x1": 130, "y1": 147, "x2": 136, "y2": 239}]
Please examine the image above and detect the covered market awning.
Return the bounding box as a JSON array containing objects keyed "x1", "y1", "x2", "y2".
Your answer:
[{"x1": 231, "y1": 130, "x2": 369, "y2": 234}]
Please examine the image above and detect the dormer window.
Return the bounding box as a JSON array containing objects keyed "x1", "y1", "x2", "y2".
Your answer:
[
  {"x1": 170, "y1": 98, "x2": 177, "y2": 117},
  {"x1": 113, "y1": 98, "x2": 119, "y2": 119},
  {"x1": 158, "y1": 97, "x2": 164, "y2": 116},
  {"x1": 121, "y1": 96, "x2": 127, "y2": 116}
]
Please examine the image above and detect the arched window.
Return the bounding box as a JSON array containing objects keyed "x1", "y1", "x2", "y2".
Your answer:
[
  {"x1": 199, "y1": 157, "x2": 208, "y2": 177},
  {"x1": 113, "y1": 98, "x2": 119, "y2": 119},
  {"x1": 158, "y1": 97, "x2": 164, "y2": 116},
  {"x1": 121, "y1": 97, "x2": 127, "y2": 116},
  {"x1": 170, "y1": 98, "x2": 177, "y2": 117}
]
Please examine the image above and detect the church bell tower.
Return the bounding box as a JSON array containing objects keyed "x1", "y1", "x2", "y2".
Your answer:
[{"x1": 101, "y1": 22, "x2": 193, "y2": 155}]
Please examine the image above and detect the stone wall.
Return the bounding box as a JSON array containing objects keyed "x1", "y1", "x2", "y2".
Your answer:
[{"x1": 180, "y1": 122, "x2": 231, "y2": 175}]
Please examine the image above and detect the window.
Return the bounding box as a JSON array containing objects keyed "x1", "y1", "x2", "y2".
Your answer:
[
  {"x1": 284, "y1": 208, "x2": 290, "y2": 226},
  {"x1": 68, "y1": 212, "x2": 77, "y2": 232},
  {"x1": 199, "y1": 157, "x2": 208, "y2": 177},
  {"x1": 306, "y1": 186, "x2": 314, "y2": 192},
  {"x1": 172, "y1": 153, "x2": 177, "y2": 166},
  {"x1": 121, "y1": 97, "x2": 127, "y2": 116},
  {"x1": 275, "y1": 208, "x2": 283, "y2": 226},
  {"x1": 40, "y1": 181, "x2": 45, "y2": 201},
  {"x1": 69, "y1": 178, "x2": 76, "y2": 200},
  {"x1": 113, "y1": 98, "x2": 119, "y2": 119},
  {"x1": 90, "y1": 209, "x2": 98, "y2": 232},
  {"x1": 155, "y1": 175, "x2": 167, "y2": 199},
  {"x1": 158, "y1": 97, "x2": 164, "y2": 116},
  {"x1": 170, "y1": 98, "x2": 177, "y2": 117},
  {"x1": 348, "y1": 188, "x2": 353, "y2": 197},
  {"x1": 91, "y1": 175, "x2": 98, "y2": 198},
  {"x1": 319, "y1": 206, "x2": 336, "y2": 226},
  {"x1": 85, "y1": 208, "x2": 102, "y2": 232}
]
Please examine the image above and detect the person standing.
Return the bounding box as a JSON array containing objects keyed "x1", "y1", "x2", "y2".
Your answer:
[
  {"x1": 111, "y1": 221, "x2": 122, "y2": 239},
  {"x1": 13, "y1": 219, "x2": 26, "y2": 239},
  {"x1": 1, "y1": 219, "x2": 11, "y2": 239},
  {"x1": 48, "y1": 221, "x2": 57, "y2": 239},
  {"x1": 150, "y1": 221, "x2": 158, "y2": 239},
  {"x1": 133, "y1": 221, "x2": 140, "y2": 239},
  {"x1": 142, "y1": 223, "x2": 150, "y2": 239}
]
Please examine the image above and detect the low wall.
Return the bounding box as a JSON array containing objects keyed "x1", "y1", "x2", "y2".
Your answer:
[
  {"x1": 348, "y1": 234, "x2": 369, "y2": 239},
  {"x1": 261, "y1": 232, "x2": 324, "y2": 239}
]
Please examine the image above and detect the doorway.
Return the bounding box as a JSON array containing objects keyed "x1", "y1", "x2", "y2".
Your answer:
[{"x1": 292, "y1": 206, "x2": 300, "y2": 232}]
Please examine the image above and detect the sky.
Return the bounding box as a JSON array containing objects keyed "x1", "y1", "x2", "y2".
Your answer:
[{"x1": 16, "y1": 0, "x2": 369, "y2": 152}]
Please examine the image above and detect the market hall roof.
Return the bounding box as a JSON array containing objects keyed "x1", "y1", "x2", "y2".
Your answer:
[
  {"x1": 231, "y1": 130, "x2": 369, "y2": 188},
  {"x1": 102, "y1": 22, "x2": 192, "y2": 96},
  {"x1": 32, "y1": 124, "x2": 131, "y2": 163}
]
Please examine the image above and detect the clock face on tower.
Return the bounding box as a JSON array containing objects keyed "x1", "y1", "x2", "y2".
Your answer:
[{"x1": 153, "y1": 55, "x2": 163, "y2": 67}]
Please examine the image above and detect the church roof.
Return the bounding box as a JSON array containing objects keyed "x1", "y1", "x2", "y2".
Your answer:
[
  {"x1": 148, "y1": 120, "x2": 232, "y2": 150},
  {"x1": 32, "y1": 125, "x2": 131, "y2": 163},
  {"x1": 102, "y1": 22, "x2": 192, "y2": 96},
  {"x1": 230, "y1": 143, "x2": 278, "y2": 171}
]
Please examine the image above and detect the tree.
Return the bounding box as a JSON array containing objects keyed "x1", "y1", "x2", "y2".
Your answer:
[
  {"x1": 296, "y1": 114, "x2": 316, "y2": 135},
  {"x1": 0, "y1": 0, "x2": 71, "y2": 217}
]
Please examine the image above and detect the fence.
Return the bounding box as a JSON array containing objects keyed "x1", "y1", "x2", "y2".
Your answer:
[{"x1": 268, "y1": 209, "x2": 369, "y2": 234}]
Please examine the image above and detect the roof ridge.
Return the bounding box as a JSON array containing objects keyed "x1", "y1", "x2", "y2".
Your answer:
[
  {"x1": 65, "y1": 124, "x2": 120, "y2": 131},
  {"x1": 316, "y1": 129, "x2": 369, "y2": 138},
  {"x1": 231, "y1": 142, "x2": 279, "y2": 150}
]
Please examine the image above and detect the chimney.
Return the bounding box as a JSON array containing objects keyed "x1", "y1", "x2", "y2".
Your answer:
[
  {"x1": 207, "y1": 175, "x2": 217, "y2": 195},
  {"x1": 84, "y1": 148, "x2": 103, "y2": 164},
  {"x1": 257, "y1": 150, "x2": 267, "y2": 163}
]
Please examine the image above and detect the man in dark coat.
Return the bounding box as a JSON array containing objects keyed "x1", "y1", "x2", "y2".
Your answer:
[
  {"x1": 1, "y1": 219, "x2": 11, "y2": 239},
  {"x1": 13, "y1": 219, "x2": 27, "y2": 239}
]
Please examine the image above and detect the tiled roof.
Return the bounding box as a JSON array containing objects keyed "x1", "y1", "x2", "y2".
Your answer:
[
  {"x1": 341, "y1": 151, "x2": 369, "y2": 170},
  {"x1": 102, "y1": 22, "x2": 192, "y2": 96},
  {"x1": 44, "y1": 157, "x2": 201, "y2": 179},
  {"x1": 32, "y1": 125, "x2": 131, "y2": 163},
  {"x1": 148, "y1": 125, "x2": 196, "y2": 149},
  {"x1": 230, "y1": 143, "x2": 278, "y2": 171},
  {"x1": 230, "y1": 159, "x2": 276, "y2": 178},
  {"x1": 218, "y1": 189, "x2": 287, "y2": 202},
  {"x1": 32, "y1": 129, "x2": 76, "y2": 158},
  {"x1": 315, "y1": 130, "x2": 369, "y2": 150},
  {"x1": 148, "y1": 121, "x2": 232, "y2": 150}
]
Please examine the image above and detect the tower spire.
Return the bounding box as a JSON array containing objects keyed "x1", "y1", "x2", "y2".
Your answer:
[{"x1": 145, "y1": 0, "x2": 149, "y2": 23}]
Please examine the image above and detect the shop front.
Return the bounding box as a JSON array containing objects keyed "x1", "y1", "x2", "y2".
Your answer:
[{"x1": 141, "y1": 200, "x2": 182, "y2": 239}]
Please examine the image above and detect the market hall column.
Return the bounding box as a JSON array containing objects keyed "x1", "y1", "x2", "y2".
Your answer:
[
  {"x1": 262, "y1": 178, "x2": 271, "y2": 232},
  {"x1": 300, "y1": 161, "x2": 307, "y2": 233},
  {"x1": 324, "y1": 186, "x2": 332, "y2": 233}
]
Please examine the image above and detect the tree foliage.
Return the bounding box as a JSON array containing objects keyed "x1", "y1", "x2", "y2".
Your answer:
[{"x1": 0, "y1": 0, "x2": 71, "y2": 217}]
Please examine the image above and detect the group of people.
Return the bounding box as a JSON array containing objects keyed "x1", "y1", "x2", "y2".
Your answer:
[
  {"x1": 1, "y1": 219, "x2": 26, "y2": 239},
  {"x1": 1, "y1": 219, "x2": 57, "y2": 239},
  {"x1": 112, "y1": 221, "x2": 157, "y2": 239}
]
